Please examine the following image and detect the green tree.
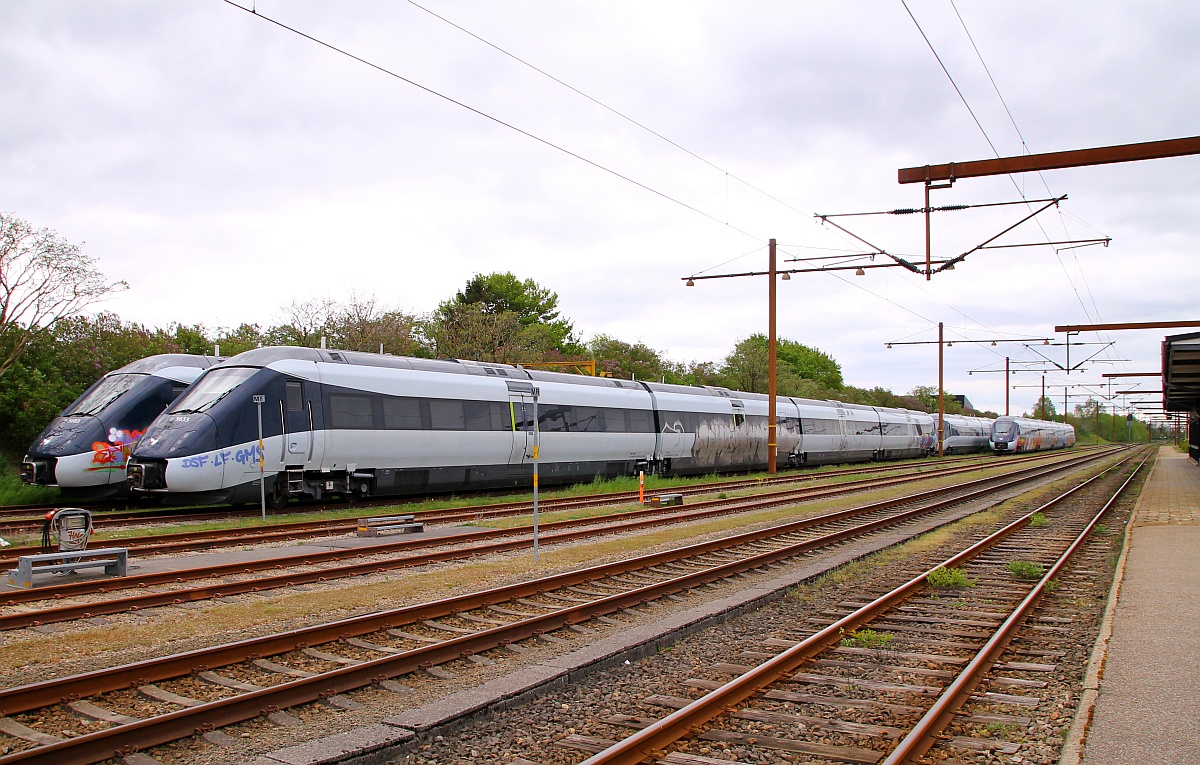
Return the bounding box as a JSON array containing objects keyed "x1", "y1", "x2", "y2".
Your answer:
[
  {"x1": 213, "y1": 323, "x2": 264, "y2": 357},
  {"x1": 0, "y1": 212, "x2": 127, "y2": 379},
  {"x1": 266, "y1": 295, "x2": 428, "y2": 357},
  {"x1": 842, "y1": 385, "x2": 920, "y2": 409},
  {"x1": 676, "y1": 360, "x2": 724, "y2": 388},
  {"x1": 723, "y1": 335, "x2": 844, "y2": 392},
  {"x1": 1026, "y1": 397, "x2": 1057, "y2": 420},
  {"x1": 166, "y1": 323, "x2": 214, "y2": 355},
  {"x1": 587, "y1": 334, "x2": 675, "y2": 381},
  {"x1": 424, "y1": 303, "x2": 561, "y2": 363},
  {"x1": 719, "y1": 337, "x2": 805, "y2": 395},
  {"x1": 0, "y1": 313, "x2": 200, "y2": 458},
  {"x1": 329, "y1": 295, "x2": 425, "y2": 356},
  {"x1": 267, "y1": 297, "x2": 336, "y2": 348},
  {"x1": 454, "y1": 272, "x2": 562, "y2": 325},
  {"x1": 442, "y1": 272, "x2": 576, "y2": 351},
  {"x1": 774, "y1": 336, "x2": 844, "y2": 390},
  {"x1": 907, "y1": 385, "x2": 964, "y2": 414}
]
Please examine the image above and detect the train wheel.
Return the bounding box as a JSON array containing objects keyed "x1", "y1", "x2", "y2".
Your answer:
[{"x1": 266, "y1": 477, "x2": 290, "y2": 509}]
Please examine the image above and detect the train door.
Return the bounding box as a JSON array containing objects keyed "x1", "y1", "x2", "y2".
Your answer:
[
  {"x1": 282, "y1": 378, "x2": 324, "y2": 471},
  {"x1": 835, "y1": 407, "x2": 850, "y2": 453},
  {"x1": 506, "y1": 381, "x2": 538, "y2": 466},
  {"x1": 283, "y1": 381, "x2": 309, "y2": 461}
]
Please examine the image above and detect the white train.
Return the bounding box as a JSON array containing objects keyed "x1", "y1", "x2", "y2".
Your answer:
[
  {"x1": 941, "y1": 413, "x2": 998, "y2": 455},
  {"x1": 989, "y1": 416, "x2": 1076, "y2": 453},
  {"x1": 126, "y1": 347, "x2": 980, "y2": 507},
  {"x1": 21, "y1": 354, "x2": 219, "y2": 500}
]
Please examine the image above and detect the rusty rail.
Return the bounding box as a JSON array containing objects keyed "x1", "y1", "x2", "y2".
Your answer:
[
  {"x1": 577, "y1": 450, "x2": 1141, "y2": 765},
  {"x1": 0, "y1": 450, "x2": 1009, "y2": 538},
  {"x1": 880, "y1": 450, "x2": 1151, "y2": 763},
  {"x1": 0, "y1": 450, "x2": 1108, "y2": 630},
  {"x1": 0, "y1": 447, "x2": 1118, "y2": 759},
  {"x1": 0, "y1": 452, "x2": 999, "y2": 559}
]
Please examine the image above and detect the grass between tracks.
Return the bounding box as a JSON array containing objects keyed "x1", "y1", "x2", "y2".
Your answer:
[
  {"x1": 0, "y1": 452, "x2": 1117, "y2": 681},
  {"x1": 13, "y1": 454, "x2": 970, "y2": 546},
  {"x1": 784, "y1": 453, "x2": 1130, "y2": 606}
]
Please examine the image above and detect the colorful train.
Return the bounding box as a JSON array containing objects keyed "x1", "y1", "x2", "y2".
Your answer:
[{"x1": 21, "y1": 354, "x2": 220, "y2": 500}]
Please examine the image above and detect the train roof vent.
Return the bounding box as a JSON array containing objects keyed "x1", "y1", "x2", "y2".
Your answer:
[{"x1": 328, "y1": 352, "x2": 344, "y2": 362}]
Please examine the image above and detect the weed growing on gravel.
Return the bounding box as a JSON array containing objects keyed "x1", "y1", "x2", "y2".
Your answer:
[
  {"x1": 926, "y1": 566, "x2": 974, "y2": 589},
  {"x1": 1007, "y1": 560, "x2": 1045, "y2": 580},
  {"x1": 1028, "y1": 512, "x2": 1051, "y2": 527},
  {"x1": 840, "y1": 628, "x2": 894, "y2": 650},
  {"x1": 1094, "y1": 523, "x2": 1109, "y2": 535},
  {"x1": 1106, "y1": 525, "x2": 1128, "y2": 568},
  {"x1": 1044, "y1": 578, "x2": 1060, "y2": 592},
  {"x1": 984, "y1": 722, "x2": 1012, "y2": 735}
]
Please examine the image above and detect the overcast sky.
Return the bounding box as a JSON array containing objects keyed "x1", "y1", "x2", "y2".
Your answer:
[{"x1": 3, "y1": 1, "x2": 1196, "y2": 418}]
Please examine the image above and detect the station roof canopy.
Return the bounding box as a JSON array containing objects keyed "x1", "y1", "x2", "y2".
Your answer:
[{"x1": 1163, "y1": 331, "x2": 1200, "y2": 412}]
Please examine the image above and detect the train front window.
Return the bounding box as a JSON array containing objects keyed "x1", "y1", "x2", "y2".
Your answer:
[
  {"x1": 65, "y1": 374, "x2": 142, "y2": 416},
  {"x1": 169, "y1": 368, "x2": 257, "y2": 414},
  {"x1": 994, "y1": 422, "x2": 1015, "y2": 435}
]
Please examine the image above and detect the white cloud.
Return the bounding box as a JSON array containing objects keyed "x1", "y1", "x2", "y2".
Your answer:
[{"x1": 1, "y1": 0, "x2": 1195, "y2": 420}]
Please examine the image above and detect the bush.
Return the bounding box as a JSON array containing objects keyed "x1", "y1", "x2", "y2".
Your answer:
[
  {"x1": 1007, "y1": 560, "x2": 1045, "y2": 580},
  {"x1": 926, "y1": 566, "x2": 974, "y2": 589},
  {"x1": 840, "y1": 628, "x2": 894, "y2": 650}
]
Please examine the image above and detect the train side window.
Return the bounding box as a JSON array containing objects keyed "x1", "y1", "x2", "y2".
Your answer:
[
  {"x1": 628, "y1": 409, "x2": 653, "y2": 433},
  {"x1": 383, "y1": 397, "x2": 424, "y2": 430},
  {"x1": 574, "y1": 406, "x2": 601, "y2": 432},
  {"x1": 285, "y1": 381, "x2": 303, "y2": 411},
  {"x1": 464, "y1": 400, "x2": 495, "y2": 431},
  {"x1": 733, "y1": 413, "x2": 746, "y2": 427},
  {"x1": 429, "y1": 399, "x2": 466, "y2": 430},
  {"x1": 492, "y1": 402, "x2": 512, "y2": 431},
  {"x1": 600, "y1": 408, "x2": 628, "y2": 433},
  {"x1": 330, "y1": 394, "x2": 375, "y2": 429},
  {"x1": 539, "y1": 406, "x2": 570, "y2": 433}
]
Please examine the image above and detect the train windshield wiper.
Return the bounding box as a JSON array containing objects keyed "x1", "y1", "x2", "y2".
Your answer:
[{"x1": 66, "y1": 391, "x2": 125, "y2": 416}]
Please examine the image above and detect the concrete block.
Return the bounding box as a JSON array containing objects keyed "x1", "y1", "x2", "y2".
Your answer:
[{"x1": 257, "y1": 723, "x2": 415, "y2": 765}]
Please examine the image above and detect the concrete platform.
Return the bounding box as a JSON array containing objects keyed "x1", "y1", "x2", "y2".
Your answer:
[{"x1": 1066, "y1": 447, "x2": 1200, "y2": 765}]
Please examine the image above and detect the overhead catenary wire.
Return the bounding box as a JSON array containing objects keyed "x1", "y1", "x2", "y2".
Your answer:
[
  {"x1": 403, "y1": 0, "x2": 815, "y2": 224},
  {"x1": 227, "y1": 3, "x2": 947, "y2": 343},
  {"x1": 222, "y1": 0, "x2": 763, "y2": 244},
  {"x1": 901, "y1": 0, "x2": 1127, "y2": 372},
  {"x1": 227, "y1": 0, "x2": 1081, "y2": 404},
  {"x1": 402, "y1": 0, "x2": 992, "y2": 341}
]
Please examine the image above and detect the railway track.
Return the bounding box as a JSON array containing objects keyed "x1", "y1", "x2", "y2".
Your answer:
[
  {"x1": 0, "y1": 450, "x2": 1062, "y2": 568},
  {"x1": 0, "y1": 449, "x2": 1112, "y2": 630},
  {"x1": 0, "y1": 447, "x2": 1129, "y2": 764},
  {"x1": 541, "y1": 449, "x2": 1149, "y2": 765},
  {"x1": 0, "y1": 451, "x2": 1069, "y2": 534}
]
